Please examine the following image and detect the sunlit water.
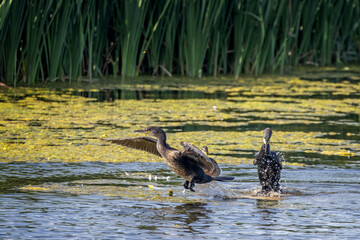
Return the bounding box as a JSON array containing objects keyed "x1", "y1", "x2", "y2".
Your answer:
[
  {"x1": 1, "y1": 162, "x2": 360, "y2": 239},
  {"x1": 1, "y1": 71, "x2": 359, "y2": 239}
]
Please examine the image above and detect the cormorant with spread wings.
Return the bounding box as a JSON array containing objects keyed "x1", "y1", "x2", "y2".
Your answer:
[{"x1": 102, "y1": 126, "x2": 233, "y2": 191}]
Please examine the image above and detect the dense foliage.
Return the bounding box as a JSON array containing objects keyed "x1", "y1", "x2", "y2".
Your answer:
[{"x1": 0, "y1": 0, "x2": 359, "y2": 84}]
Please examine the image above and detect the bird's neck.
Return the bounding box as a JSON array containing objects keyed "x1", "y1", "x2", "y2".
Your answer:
[
  {"x1": 260, "y1": 143, "x2": 270, "y2": 156},
  {"x1": 156, "y1": 134, "x2": 170, "y2": 157},
  {"x1": 265, "y1": 143, "x2": 270, "y2": 154}
]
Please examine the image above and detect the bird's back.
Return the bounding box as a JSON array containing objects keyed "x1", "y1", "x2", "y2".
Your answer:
[{"x1": 168, "y1": 152, "x2": 212, "y2": 182}]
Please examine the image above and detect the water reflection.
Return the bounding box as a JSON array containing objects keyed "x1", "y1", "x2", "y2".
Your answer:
[
  {"x1": 74, "y1": 89, "x2": 227, "y2": 102},
  {"x1": 255, "y1": 199, "x2": 282, "y2": 209},
  {"x1": 162, "y1": 203, "x2": 211, "y2": 233},
  {"x1": 255, "y1": 201, "x2": 282, "y2": 231}
]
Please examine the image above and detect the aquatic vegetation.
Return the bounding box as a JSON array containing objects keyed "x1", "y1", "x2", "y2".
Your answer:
[
  {"x1": 20, "y1": 180, "x2": 202, "y2": 204},
  {"x1": 1, "y1": 70, "x2": 359, "y2": 240},
  {"x1": 0, "y1": 74, "x2": 359, "y2": 168}
]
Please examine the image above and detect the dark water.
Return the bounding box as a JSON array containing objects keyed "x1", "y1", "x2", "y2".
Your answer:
[{"x1": 1, "y1": 73, "x2": 360, "y2": 239}]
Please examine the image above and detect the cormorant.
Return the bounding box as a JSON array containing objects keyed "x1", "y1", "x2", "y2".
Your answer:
[
  {"x1": 253, "y1": 128, "x2": 282, "y2": 193},
  {"x1": 102, "y1": 127, "x2": 234, "y2": 191}
]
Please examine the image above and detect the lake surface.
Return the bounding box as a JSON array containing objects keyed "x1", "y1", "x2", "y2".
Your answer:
[{"x1": 1, "y1": 70, "x2": 359, "y2": 239}]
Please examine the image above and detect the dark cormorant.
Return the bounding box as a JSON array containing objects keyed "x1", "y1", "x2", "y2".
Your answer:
[
  {"x1": 102, "y1": 127, "x2": 234, "y2": 191},
  {"x1": 253, "y1": 128, "x2": 282, "y2": 193}
]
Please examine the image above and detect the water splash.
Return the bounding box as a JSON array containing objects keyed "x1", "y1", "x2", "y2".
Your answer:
[
  {"x1": 278, "y1": 151, "x2": 286, "y2": 184},
  {"x1": 194, "y1": 181, "x2": 237, "y2": 199},
  {"x1": 148, "y1": 173, "x2": 171, "y2": 182},
  {"x1": 278, "y1": 151, "x2": 285, "y2": 165}
]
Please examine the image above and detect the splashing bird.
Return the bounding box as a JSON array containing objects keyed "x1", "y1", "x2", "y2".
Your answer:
[
  {"x1": 253, "y1": 128, "x2": 282, "y2": 193},
  {"x1": 102, "y1": 127, "x2": 234, "y2": 191}
]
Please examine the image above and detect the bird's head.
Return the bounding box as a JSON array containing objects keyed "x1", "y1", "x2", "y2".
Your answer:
[
  {"x1": 201, "y1": 146, "x2": 209, "y2": 156},
  {"x1": 134, "y1": 126, "x2": 166, "y2": 139},
  {"x1": 263, "y1": 127, "x2": 272, "y2": 154}
]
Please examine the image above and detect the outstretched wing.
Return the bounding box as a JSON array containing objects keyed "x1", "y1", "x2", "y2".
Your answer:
[
  {"x1": 180, "y1": 142, "x2": 221, "y2": 177},
  {"x1": 101, "y1": 137, "x2": 162, "y2": 157}
]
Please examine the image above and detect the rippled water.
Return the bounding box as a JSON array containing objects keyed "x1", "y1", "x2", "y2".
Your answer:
[
  {"x1": 1, "y1": 162, "x2": 360, "y2": 239},
  {"x1": 1, "y1": 71, "x2": 359, "y2": 239}
]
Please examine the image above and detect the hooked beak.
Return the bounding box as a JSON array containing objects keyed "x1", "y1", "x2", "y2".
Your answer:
[
  {"x1": 134, "y1": 129, "x2": 150, "y2": 134},
  {"x1": 263, "y1": 138, "x2": 270, "y2": 154},
  {"x1": 201, "y1": 146, "x2": 209, "y2": 156}
]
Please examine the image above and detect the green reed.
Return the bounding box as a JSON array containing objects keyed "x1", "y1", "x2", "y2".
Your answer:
[
  {"x1": 0, "y1": 0, "x2": 12, "y2": 79},
  {"x1": 65, "y1": 0, "x2": 86, "y2": 82},
  {"x1": 181, "y1": 0, "x2": 225, "y2": 77},
  {"x1": 115, "y1": 0, "x2": 149, "y2": 78},
  {"x1": 138, "y1": 0, "x2": 171, "y2": 76},
  {"x1": 207, "y1": 2, "x2": 232, "y2": 76},
  {"x1": 0, "y1": 0, "x2": 11, "y2": 29},
  {"x1": 0, "y1": 0, "x2": 359, "y2": 84},
  {"x1": 86, "y1": 1, "x2": 111, "y2": 81},
  {"x1": 296, "y1": 1, "x2": 320, "y2": 66},
  {"x1": 335, "y1": 0, "x2": 360, "y2": 64},
  {"x1": 26, "y1": 1, "x2": 61, "y2": 84},
  {"x1": 147, "y1": 0, "x2": 174, "y2": 76},
  {"x1": 45, "y1": 0, "x2": 73, "y2": 81},
  {"x1": 162, "y1": 1, "x2": 180, "y2": 76},
  {"x1": 1, "y1": 0, "x2": 26, "y2": 86},
  {"x1": 0, "y1": 0, "x2": 12, "y2": 80},
  {"x1": 233, "y1": 0, "x2": 258, "y2": 77}
]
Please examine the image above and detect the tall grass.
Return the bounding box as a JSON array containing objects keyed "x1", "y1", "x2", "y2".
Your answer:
[
  {"x1": 85, "y1": 1, "x2": 111, "y2": 82},
  {"x1": 0, "y1": 0, "x2": 12, "y2": 81},
  {"x1": 334, "y1": 0, "x2": 360, "y2": 64},
  {"x1": 181, "y1": 0, "x2": 225, "y2": 77},
  {"x1": 65, "y1": 0, "x2": 86, "y2": 82},
  {"x1": 207, "y1": 2, "x2": 233, "y2": 76},
  {"x1": 0, "y1": 0, "x2": 12, "y2": 82},
  {"x1": 46, "y1": 0, "x2": 73, "y2": 81},
  {"x1": 115, "y1": 0, "x2": 149, "y2": 78},
  {"x1": 1, "y1": 0, "x2": 26, "y2": 86},
  {"x1": 233, "y1": 0, "x2": 258, "y2": 77},
  {"x1": 296, "y1": 1, "x2": 321, "y2": 66},
  {"x1": 0, "y1": 0, "x2": 359, "y2": 84},
  {"x1": 25, "y1": 1, "x2": 60, "y2": 85},
  {"x1": 162, "y1": 1, "x2": 180, "y2": 75},
  {"x1": 147, "y1": 0, "x2": 175, "y2": 76},
  {"x1": 0, "y1": 0, "x2": 12, "y2": 30}
]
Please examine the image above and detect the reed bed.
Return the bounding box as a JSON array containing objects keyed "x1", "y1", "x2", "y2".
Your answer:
[{"x1": 0, "y1": 0, "x2": 359, "y2": 85}]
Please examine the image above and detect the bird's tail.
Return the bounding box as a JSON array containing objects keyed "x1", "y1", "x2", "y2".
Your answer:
[{"x1": 212, "y1": 176, "x2": 234, "y2": 182}]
